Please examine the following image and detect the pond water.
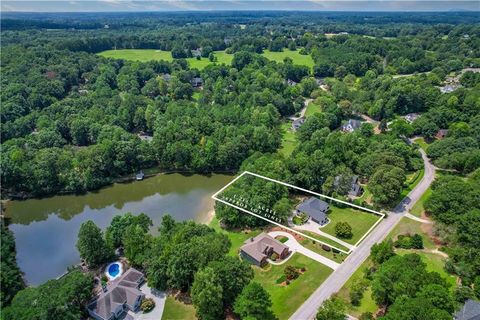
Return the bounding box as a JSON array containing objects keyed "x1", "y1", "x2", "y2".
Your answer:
[{"x1": 4, "y1": 173, "x2": 232, "y2": 285}]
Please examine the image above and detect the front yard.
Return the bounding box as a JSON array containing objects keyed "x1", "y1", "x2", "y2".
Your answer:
[
  {"x1": 253, "y1": 253, "x2": 333, "y2": 319},
  {"x1": 320, "y1": 205, "x2": 381, "y2": 245}
]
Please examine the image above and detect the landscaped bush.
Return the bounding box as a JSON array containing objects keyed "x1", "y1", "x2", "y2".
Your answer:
[
  {"x1": 394, "y1": 234, "x2": 423, "y2": 249},
  {"x1": 270, "y1": 252, "x2": 279, "y2": 261},
  {"x1": 276, "y1": 275, "x2": 287, "y2": 284},
  {"x1": 284, "y1": 265, "x2": 300, "y2": 280},
  {"x1": 321, "y1": 244, "x2": 331, "y2": 252},
  {"x1": 141, "y1": 298, "x2": 155, "y2": 313}
]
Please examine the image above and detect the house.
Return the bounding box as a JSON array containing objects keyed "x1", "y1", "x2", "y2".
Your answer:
[
  {"x1": 191, "y1": 77, "x2": 203, "y2": 87},
  {"x1": 334, "y1": 175, "x2": 363, "y2": 197},
  {"x1": 404, "y1": 113, "x2": 420, "y2": 123},
  {"x1": 87, "y1": 268, "x2": 145, "y2": 320},
  {"x1": 287, "y1": 79, "x2": 297, "y2": 86},
  {"x1": 161, "y1": 73, "x2": 172, "y2": 82},
  {"x1": 191, "y1": 48, "x2": 202, "y2": 58},
  {"x1": 291, "y1": 116, "x2": 305, "y2": 131},
  {"x1": 439, "y1": 84, "x2": 458, "y2": 93},
  {"x1": 138, "y1": 132, "x2": 153, "y2": 142},
  {"x1": 454, "y1": 299, "x2": 480, "y2": 320},
  {"x1": 341, "y1": 119, "x2": 362, "y2": 133},
  {"x1": 296, "y1": 197, "x2": 329, "y2": 225},
  {"x1": 136, "y1": 171, "x2": 145, "y2": 181},
  {"x1": 315, "y1": 77, "x2": 325, "y2": 86},
  {"x1": 240, "y1": 233, "x2": 290, "y2": 266},
  {"x1": 436, "y1": 129, "x2": 449, "y2": 139}
]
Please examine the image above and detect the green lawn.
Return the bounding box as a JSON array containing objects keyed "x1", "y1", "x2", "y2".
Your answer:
[
  {"x1": 209, "y1": 216, "x2": 261, "y2": 256},
  {"x1": 262, "y1": 49, "x2": 314, "y2": 69},
  {"x1": 398, "y1": 169, "x2": 425, "y2": 200},
  {"x1": 320, "y1": 205, "x2": 381, "y2": 245},
  {"x1": 162, "y1": 296, "x2": 197, "y2": 320},
  {"x1": 98, "y1": 49, "x2": 173, "y2": 62},
  {"x1": 253, "y1": 253, "x2": 333, "y2": 319},
  {"x1": 337, "y1": 258, "x2": 378, "y2": 317},
  {"x1": 300, "y1": 238, "x2": 347, "y2": 263},
  {"x1": 410, "y1": 187, "x2": 432, "y2": 217},
  {"x1": 279, "y1": 122, "x2": 298, "y2": 157},
  {"x1": 301, "y1": 230, "x2": 350, "y2": 252},
  {"x1": 304, "y1": 102, "x2": 321, "y2": 117},
  {"x1": 386, "y1": 217, "x2": 436, "y2": 250},
  {"x1": 414, "y1": 137, "x2": 430, "y2": 151}
]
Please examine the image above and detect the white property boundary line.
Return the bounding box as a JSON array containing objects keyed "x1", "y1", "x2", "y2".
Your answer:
[{"x1": 212, "y1": 171, "x2": 385, "y2": 255}]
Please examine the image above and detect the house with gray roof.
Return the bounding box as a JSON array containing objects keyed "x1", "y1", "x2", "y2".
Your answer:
[
  {"x1": 341, "y1": 119, "x2": 362, "y2": 133},
  {"x1": 291, "y1": 116, "x2": 305, "y2": 131},
  {"x1": 191, "y1": 77, "x2": 203, "y2": 87},
  {"x1": 240, "y1": 233, "x2": 290, "y2": 267},
  {"x1": 455, "y1": 299, "x2": 480, "y2": 320},
  {"x1": 87, "y1": 268, "x2": 145, "y2": 320},
  {"x1": 334, "y1": 175, "x2": 363, "y2": 197},
  {"x1": 296, "y1": 197, "x2": 329, "y2": 225}
]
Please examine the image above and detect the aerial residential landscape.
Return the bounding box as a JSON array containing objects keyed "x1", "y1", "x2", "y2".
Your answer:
[{"x1": 0, "y1": 2, "x2": 479, "y2": 320}]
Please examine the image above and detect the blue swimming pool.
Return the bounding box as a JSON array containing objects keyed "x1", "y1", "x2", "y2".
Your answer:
[{"x1": 105, "y1": 262, "x2": 123, "y2": 280}]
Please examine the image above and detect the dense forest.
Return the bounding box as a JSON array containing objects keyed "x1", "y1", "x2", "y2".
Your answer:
[{"x1": 1, "y1": 11, "x2": 479, "y2": 319}]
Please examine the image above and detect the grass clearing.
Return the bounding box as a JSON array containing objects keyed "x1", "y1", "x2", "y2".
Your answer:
[
  {"x1": 399, "y1": 169, "x2": 424, "y2": 200},
  {"x1": 253, "y1": 253, "x2": 333, "y2": 319},
  {"x1": 414, "y1": 137, "x2": 430, "y2": 151},
  {"x1": 320, "y1": 205, "x2": 381, "y2": 245},
  {"x1": 410, "y1": 186, "x2": 432, "y2": 217},
  {"x1": 98, "y1": 49, "x2": 173, "y2": 62},
  {"x1": 209, "y1": 216, "x2": 261, "y2": 256},
  {"x1": 304, "y1": 102, "x2": 321, "y2": 117},
  {"x1": 387, "y1": 217, "x2": 436, "y2": 250},
  {"x1": 162, "y1": 296, "x2": 197, "y2": 320},
  {"x1": 279, "y1": 122, "x2": 298, "y2": 156},
  {"x1": 262, "y1": 49, "x2": 314, "y2": 69}
]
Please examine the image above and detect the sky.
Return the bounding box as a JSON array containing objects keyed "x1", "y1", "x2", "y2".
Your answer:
[{"x1": 1, "y1": 0, "x2": 479, "y2": 12}]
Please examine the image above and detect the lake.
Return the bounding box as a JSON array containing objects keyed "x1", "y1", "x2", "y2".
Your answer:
[{"x1": 3, "y1": 173, "x2": 233, "y2": 285}]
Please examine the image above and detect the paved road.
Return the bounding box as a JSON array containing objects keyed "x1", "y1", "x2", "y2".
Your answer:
[
  {"x1": 289, "y1": 149, "x2": 436, "y2": 320},
  {"x1": 268, "y1": 231, "x2": 340, "y2": 270}
]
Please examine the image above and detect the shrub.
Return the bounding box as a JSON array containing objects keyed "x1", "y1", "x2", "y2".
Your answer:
[
  {"x1": 322, "y1": 244, "x2": 331, "y2": 252},
  {"x1": 284, "y1": 265, "x2": 300, "y2": 280},
  {"x1": 141, "y1": 298, "x2": 155, "y2": 313},
  {"x1": 335, "y1": 222, "x2": 353, "y2": 239},
  {"x1": 270, "y1": 252, "x2": 279, "y2": 261},
  {"x1": 276, "y1": 275, "x2": 287, "y2": 284},
  {"x1": 394, "y1": 234, "x2": 424, "y2": 249}
]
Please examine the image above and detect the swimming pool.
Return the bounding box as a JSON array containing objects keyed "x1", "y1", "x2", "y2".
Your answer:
[{"x1": 105, "y1": 262, "x2": 123, "y2": 281}]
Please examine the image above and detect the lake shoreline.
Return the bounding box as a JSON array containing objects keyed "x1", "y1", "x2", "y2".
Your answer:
[{"x1": 2, "y1": 168, "x2": 237, "y2": 201}]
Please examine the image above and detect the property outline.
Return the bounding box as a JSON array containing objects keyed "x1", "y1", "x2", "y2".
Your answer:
[{"x1": 212, "y1": 171, "x2": 386, "y2": 255}]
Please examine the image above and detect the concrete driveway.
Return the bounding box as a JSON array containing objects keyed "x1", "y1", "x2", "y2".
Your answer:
[
  {"x1": 268, "y1": 231, "x2": 340, "y2": 270},
  {"x1": 131, "y1": 284, "x2": 166, "y2": 320}
]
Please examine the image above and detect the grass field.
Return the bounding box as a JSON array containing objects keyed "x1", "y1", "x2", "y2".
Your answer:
[
  {"x1": 386, "y1": 217, "x2": 435, "y2": 250},
  {"x1": 300, "y1": 238, "x2": 347, "y2": 263},
  {"x1": 209, "y1": 216, "x2": 261, "y2": 256},
  {"x1": 398, "y1": 169, "x2": 425, "y2": 201},
  {"x1": 410, "y1": 186, "x2": 432, "y2": 217},
  {"x1": 98, "y1": 49, "x2": 173, "y2": 62},
  {"x1": 162, "y1": 296, "x2": 197, "y2": 320},
  {"x1": 301, "y1": 230, "x2": 351, "y2": 252},
  {"x1": 320, "y1": 205, "x2": 381, "y2": 245},
  {"x1": 262, "y1": 49, "x2": 315, "y2": 69},
  {"x1": 98, "y1": 48, "x2": 314, "y2": 71},
  {"x1": 304, "y1": 102, "x2": 321, "y2": 117},
  {"x1": 414, "y1": 137, "x2": 431, "y2": 151},
  {"x1": 337, "y1": 258, "x2": 378, "y2": 317},
  {"x1": 279, "y1": 122, "x2": 298, "y2": 156},
  {"x1": 253, "y1": 253, "x2": 333, "y2": 319}
]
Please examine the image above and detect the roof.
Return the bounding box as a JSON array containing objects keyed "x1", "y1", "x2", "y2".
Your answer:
[
  {"x1": 342, "y1": 119, "x2": 362, "y2": 131},
  {"x1": 292, "y1": 117, "x2": 305, "y2": 130},
  {"x1": 455, "y1": 299, "x2": 480, "y2": 320},
  {"x1": 297, "y1": 197, "x2": 329, "y2": 221},
  {"x1": 88, "y1": 268, "x2": 145, "y2": 320},
  {"x1": 241, "y1": 233, "x2": 288, "y2": 263}
]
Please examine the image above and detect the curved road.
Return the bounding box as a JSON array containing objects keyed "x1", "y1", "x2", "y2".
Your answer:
[{"x1": 290, "y1": 149, "x2": 436, "y2": 320}]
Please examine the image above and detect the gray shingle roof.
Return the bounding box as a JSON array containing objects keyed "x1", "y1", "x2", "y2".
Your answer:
[
  {"x1": 455, "y1": 299, "x2": 480, "y2": 320},
  {"x1": 297, "y1": 197, "x2": 329, "y2": 222}
]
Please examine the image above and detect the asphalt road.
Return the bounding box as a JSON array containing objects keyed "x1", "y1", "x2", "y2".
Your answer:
[{"x1": 289, "y1": 149, "x2": 436, "y2": 320}]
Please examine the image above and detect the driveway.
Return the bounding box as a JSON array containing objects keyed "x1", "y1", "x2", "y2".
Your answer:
[
  {"x1": 268, "y1": 231, "x2": 340, "y2": 270},
  {"x1": 131, "y1": 284, "x2": 167, "y2": 320}
]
